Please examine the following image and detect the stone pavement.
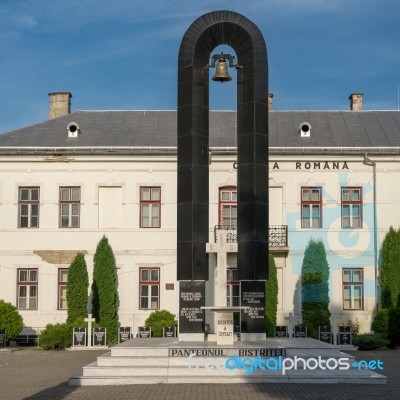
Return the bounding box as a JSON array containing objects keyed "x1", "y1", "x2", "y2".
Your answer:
[{"x1": 0, "y1": 347, "x2": 399, "y2": 400}]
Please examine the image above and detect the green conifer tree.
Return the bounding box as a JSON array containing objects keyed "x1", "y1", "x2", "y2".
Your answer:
[
  {"x1": 92, "y1": 236, "x2": 119, "y2": 344},
  {"x1": 380, "y1": 226, "x2": 400, "y2": 308},
  {"x1": 265, "y1": 254, "x2": 278, "y2": 337},
  {"x1": 301, "y1": 239, "x2": 331, "y2": 337},
  {"x1": 66, "y1": 253, "x2": 89, "y2": 324}
]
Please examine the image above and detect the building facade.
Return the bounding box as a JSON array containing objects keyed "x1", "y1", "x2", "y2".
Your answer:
[{"x1": 0, "y1": 92, "x2": 399, "y2": 336}]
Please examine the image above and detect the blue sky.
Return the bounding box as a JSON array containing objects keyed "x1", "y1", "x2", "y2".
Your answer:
[{"x1": 0, "y1": 0, "x2": 399, "y2": 134}]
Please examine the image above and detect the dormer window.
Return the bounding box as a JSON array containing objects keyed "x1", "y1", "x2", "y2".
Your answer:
[
  {"x1": 67, "y1": 122, "x2": 80, "y2": 138},
  {"x1": 299, "y1": 122, "x2": 311, "y2": 138}
]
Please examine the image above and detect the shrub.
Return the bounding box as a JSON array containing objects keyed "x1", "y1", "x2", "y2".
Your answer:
[
  {"x1": 265, "y1": 254, "x2": 278, "y2": 337},
  {"x1": 66, "y1": 253, "x2": 89, "y2": 324},
  {"x1": 92, "y1": 236, "x2": 119, "y2": 345},
  {"x1": 37, "y1": 317, "x2": 102, "y2": 350},
  {"x1": 0, "y1": 300, "x2": 23, "y2": 341},
  {"x1": 353, "y1": 333, "x2": 390, "y2": 350},
  {"x1": 145, "y1": 310, "x2": 176, "y2": 337},
  {"x1": 38, "y1": 323, "x2": 72, "y2": 350},
  {"x1": 371, "y1": 309, "x2": 389, "y2": 338},
  {"x1": 347, "y1": 317, "x2": 360, "y2": 336}
]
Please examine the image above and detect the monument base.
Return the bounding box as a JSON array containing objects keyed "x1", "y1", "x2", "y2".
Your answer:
[
  {"x1": 178, "y1": 333, "x2": 205, "y2": 342},
  {"x1": 240, "y1": 333, "x2": 266, "y2": 342},
  {"x1": 207, "y1": 333, "x2": 238, "y2": 342},
  {"x1": 69, "y1": 337, "x2": 386, "y2": 386}
]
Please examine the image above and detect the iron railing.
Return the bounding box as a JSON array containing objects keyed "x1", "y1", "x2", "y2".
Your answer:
[{"x1": 214, "y1": 225, "x2": 288, "y2": 248}]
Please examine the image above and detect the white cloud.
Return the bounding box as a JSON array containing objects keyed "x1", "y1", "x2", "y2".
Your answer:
[
  {"x1": 0, "y1": 0, "x2": 357, "y2": 36},
  {"x1": 13, "y1": 13, "x2": 38, "y2": 29}
]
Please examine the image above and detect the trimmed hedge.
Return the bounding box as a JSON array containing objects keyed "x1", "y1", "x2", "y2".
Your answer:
[
  {"x1": 371, "y1": 309, "x2": 389, "y2": 338},
  {"x1": 353, "y1": 333, "x2": 390, "y2": 350},
  {"x1": 92, "y1": 236, "x2": 119, "y2": 345},
  {"x1": 66, "y1": 253, "x2": 89, "y2": 324},
  {"x1": 301, "y1": 239, "x2": 331, "y2": 338},
  {"x1": 388, "y1": 308, "x2": 400, "y2": 347},
  {"x1": 380, "y1": 227, "x2": 400, "y2": 308},
  {"x1": 265, "y1": 254, "x2": 278, "y2": 337}
]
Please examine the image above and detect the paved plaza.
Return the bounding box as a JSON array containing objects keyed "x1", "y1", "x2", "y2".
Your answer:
[{"x1": 0, "y1": 347, "x2": 399, "y2": 400}]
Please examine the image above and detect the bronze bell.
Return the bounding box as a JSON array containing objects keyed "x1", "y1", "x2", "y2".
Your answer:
[{"x1": 212, "y1": 57, "x2": 232, "y2": 83}]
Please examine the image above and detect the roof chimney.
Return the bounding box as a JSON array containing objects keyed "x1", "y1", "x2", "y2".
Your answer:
[
  {"x1": 268, "y1": 93, "x2": 273, "y2": 111},
  {"x1": 349, "y1": 93, "x2": 363, "y2": 111},
  {"x1": 48, "y1": 92, "x2": 72, "y2": 119}
]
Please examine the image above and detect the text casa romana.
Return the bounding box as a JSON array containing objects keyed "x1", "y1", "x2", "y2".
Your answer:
[{"x1": 270, "y1": 161, "x2": 349, "y2": 170}]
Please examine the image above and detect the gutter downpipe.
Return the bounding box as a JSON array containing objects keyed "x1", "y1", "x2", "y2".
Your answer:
[{"x1": 363, "y1": 154, "x2": 378, "y2": 313}]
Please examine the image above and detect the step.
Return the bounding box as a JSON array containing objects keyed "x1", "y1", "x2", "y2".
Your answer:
[
  {"x1": 111, "y1": 347, "x2": 169, "y2": 357},
  {"x1": 70, "y1": 371, "x2": 387, "y2": 386},
  {"x1": 69, "y1": 338, "x2": 386, "y2": 386}
]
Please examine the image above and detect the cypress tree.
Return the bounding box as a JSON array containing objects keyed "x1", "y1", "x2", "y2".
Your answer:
[
  {"x1": 265, "y1": 254, "x2": 278, "y2": 337},
  {"x1": 301, "y1": 239, "x2": 331, "y2": 337},
  {"x1": 66, "y1": 253, "x2": 89, "y2": 324},
  {"x1": 92, "y1": 236, "x2": 119, "y2": 344},
  {"x1": 380, "y1": 226, "x2": 400, "y2": 309}
]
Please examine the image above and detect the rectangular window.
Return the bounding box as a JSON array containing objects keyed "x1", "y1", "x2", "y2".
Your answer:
[
  {"x1": 343, "y1": 268, "x2": 363, "y2": 310},
  {"x1": 227, "y1": 268, "x2": 240, "y2": 307},
  {"x1": 58, "y1": 268, "x2": 68, "y2": 310},
  {"x1": 341, "y1": 187, "x2": 362, "y2": 228},
  {"x1": 59, "y1": 187, "x2": 81, "y2": 228},
  {"x1": 17, "y1": 268, "x2": 38, "y2": 310},
  {"x1": 301, "y1": 187, "x2": 322, "y2": 228},
  {"x1": 219, "y1": 187, "x2": 237, "y2": 227},
  {"x1": 140, "y1": 187, "x2": 161, "y2": 228},
  {"x1": 18, "y1": 187, "x2": 40, "y2": 228},
  {"x1": 139, "y1": 268, "x2": 160, "y2": 309}
]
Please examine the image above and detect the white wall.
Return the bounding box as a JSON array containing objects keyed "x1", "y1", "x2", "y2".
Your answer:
[{"x1": 0, "y1": 153, "x2": 396, "y2": 334}]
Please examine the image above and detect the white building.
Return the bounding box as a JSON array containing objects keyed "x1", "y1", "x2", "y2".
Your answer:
[{"x1": 1, "y1": 92, "x2": 399, "y2": 336}]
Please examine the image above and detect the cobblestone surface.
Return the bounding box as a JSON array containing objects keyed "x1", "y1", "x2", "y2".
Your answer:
[{"x1": 0, "y1": 348, "x2": 398, "y2": 400}]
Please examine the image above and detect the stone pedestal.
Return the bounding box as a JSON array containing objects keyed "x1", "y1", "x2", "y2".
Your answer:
[
  {"x1": 216, "y1": 312, "x2": 234, "y2": 345},
  {"x1": 202, "y1": 307, "x2": 248, "y2": 344},
  {"x1": 178, "y1": 281, "x2": 205, "y2": 341}
]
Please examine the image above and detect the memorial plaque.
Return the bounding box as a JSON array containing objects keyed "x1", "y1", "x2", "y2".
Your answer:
[
  {"x1": 275, "y1": 326, "x2": 288, "y2": 338},
  {"x1": 179, "y1": 281, "x2": 205, "y2": 333},
  {"x1": 163, "y1": 326, "x2": 177, "y2": 338},
  {"x1": 240, "y1": 281, "x2": 265, "y2": 333},
  {"x1": 72, "y1": 327, "x2": 86, "y2": 346},
  {"x1": 338, "y1": 326, "x2": 352, "y2": 345},
  {"x1": 216, "y1": 312, "x2": 234, "y2": 345},
  {"x1": 0, "y1": 329, "x2": 5, "y2": 348},
  {"x1": 138, "y1": 326, "x2": 151, "y2": 338},
  {"x1": 93, "y1": 327, "x2": 106, "y2": 346},
  {"x1": 118, "y1": 327, "x2": 132, "y2": 343},
  {"x1": 294, "y1": 325, "x2": 307, "y2": 338},
  {"x1": 319, "y1": 326, "x2": 332, "y2": 344}
]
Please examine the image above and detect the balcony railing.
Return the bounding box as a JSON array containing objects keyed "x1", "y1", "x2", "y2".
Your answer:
[{"x1": 214, "y1": 225, "x2": 288, "y2": 248}]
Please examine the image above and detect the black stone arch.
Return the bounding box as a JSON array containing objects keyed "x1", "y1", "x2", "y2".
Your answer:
[{"x1": 177, "y1": 10, "x2": 269, "y2": 282}]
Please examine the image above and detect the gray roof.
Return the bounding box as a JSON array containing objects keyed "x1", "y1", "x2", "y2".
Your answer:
[{"x1": 1, "y1": 110, "x2": 400, "y2": 149}]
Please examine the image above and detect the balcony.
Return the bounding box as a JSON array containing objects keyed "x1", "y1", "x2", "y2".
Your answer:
[{"x1": 213, "y1": 225, "x2": 289, "y2": 253}]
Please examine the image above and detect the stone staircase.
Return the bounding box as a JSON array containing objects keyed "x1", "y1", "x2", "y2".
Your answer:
[{"x1": 69, "y1": 337, "x2": 386, "y2": 385}]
